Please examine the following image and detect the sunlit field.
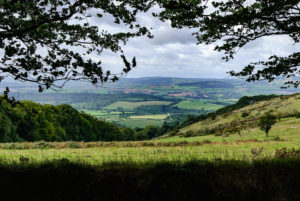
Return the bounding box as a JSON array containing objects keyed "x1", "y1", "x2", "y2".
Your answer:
[{"x1": 1, "y1": 120, "x2": 299, "y2": 166}]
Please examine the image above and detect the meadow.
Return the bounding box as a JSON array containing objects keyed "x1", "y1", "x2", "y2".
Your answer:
[
  {"x1": 103, "y1": 101, "x2": 172, "y2": 110},
  {"x1": 116, "y1": 119, "x2": 163, "y2": 128},
  {"x1": 174, "y1": 100, "x2": 224, "y2": 110},
  {"x1": 1, "y1": 121, "x2": 299, "y2": 166}
]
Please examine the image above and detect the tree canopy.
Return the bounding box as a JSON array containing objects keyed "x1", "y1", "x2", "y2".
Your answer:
[
  {"x1": 1, "y1": 0, "x2": 299, "y2": 91},
  {"x1": 155, "y1": 0, "x2": 300, "y2": 88},
  {"x1": 259, "y1": 112, "x2": 276, "y2": 137},
  {"x1": 0, "y1": 97, "x2": 170, "y2": 142},
  {"x1": 0, "y1": 0, "x2": 153, "y2": 91}
]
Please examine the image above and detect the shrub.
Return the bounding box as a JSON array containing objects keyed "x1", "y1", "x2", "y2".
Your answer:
[
  {"x1": 4, "y1": 143, "x2": 17, "y2": 149},
  {"x1": 251, "y1": 147, "x2": 264, "y2": 158},
  {"x1": 33, "y1": 141, "x2": 55, "y2": 149},
  {"x1": 19, "y1": 156, "x2": 29, "y2": 163},
  {"x1": 169, "y1": 130, "x2": 178, "y2": 137},
  {"x1": 134, "y1": 132, "x2": 148, "y2": 141},
  {"x1": 273, "y1": 136, "x2": 282, "y2": 141},
  {"x1": 274, "y1": 148, "x2": 300, "y2": 159},
  {"x1": 202, "y1": 140, "x2": 212, "y2": 144},
  {"x1": 241, "y1": 112, "x2": 249, "y2": 118},
  {"x1": 214, "y1": 132, "x2": 222, "y2": 137},
  {"x1": 191, "y1": 141, "x2": 201, "y2": 146},
  {"x1": 68, "y1": 142, "x2": 81, "y2": 148},
  {"x1": 183, "y1": 130, "x2": 194, "y2": 138}
]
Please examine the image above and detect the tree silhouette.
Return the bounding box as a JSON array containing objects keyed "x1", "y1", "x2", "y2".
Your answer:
[
  {"x1": 0, "y1": 0, "x2": 153, "y2": 91},
  {"x1": 155, "y1": 0, "x2": 300, "y2": 87}
]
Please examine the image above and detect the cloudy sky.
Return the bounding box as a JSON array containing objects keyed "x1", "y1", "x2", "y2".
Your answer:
[{"x1": 92, "y1": 8, "x2": 299, "y2": 79}]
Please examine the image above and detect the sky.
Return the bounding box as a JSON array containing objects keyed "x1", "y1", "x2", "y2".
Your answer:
[
  {"x1": 92, "y1": 7, "x2": 299, "y2": 79},
  {"x1": 1, "y1": 3, "x2": 299, "y2": 82}
]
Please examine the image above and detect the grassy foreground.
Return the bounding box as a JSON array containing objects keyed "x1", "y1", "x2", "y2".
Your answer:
[
  {"x1": 0, "y1": 116, "x2": 299, "y2": 166},
  {"x1": 1, "y1": 94, "x2": 300, "y2": 200},
  {"x1": 0, "y1": 130, "x2": 299, "y2": 201},
  {"x1": 0, "y1": 140, "x2": 298, "y2": 166}
]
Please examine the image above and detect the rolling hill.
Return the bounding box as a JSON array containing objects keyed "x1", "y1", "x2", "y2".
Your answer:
[{"x1": 162, "y1": 93, "x2": 300, "y2": 140}]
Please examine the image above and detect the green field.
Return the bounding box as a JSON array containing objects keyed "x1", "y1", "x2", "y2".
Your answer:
[
  {"x1": 1, "y1": 112, "x2": 300, "y2": 165},
  {"x1": 129, "y1": 114, "x2": 168, "y2": 120},
  {"x1": 103, "y1": 101, "x2": 173, "y2": 110},
  {"x1": 83, "y1": 110, "x2": 123, "y2": 116},
  {"x1": 0, "y1": 127, "x2": 299, "y2": 165},
  {"x1": 174, "y1": 100, "x2": 224, "y2": 110},
  {"x1": 83, "y1": 110, "x2": 168, "y2": 128},
  {"x1": 115, "y1": 114, "x2": 168, "y2": 128},
  {"x1": 116, "y1": 119, "x2": 163, "y2": 128}
]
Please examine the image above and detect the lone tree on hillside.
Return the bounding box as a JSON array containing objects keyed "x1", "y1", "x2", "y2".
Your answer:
[
  {"x1": 155, "y1": 0, "x2": 300, "y2": 88},
  {"x1": 0, "y1": 0, "x2": 153, "y2": 92},
  {"x1": 258, "y1": 112, "x2": 276, "y2": 137}
]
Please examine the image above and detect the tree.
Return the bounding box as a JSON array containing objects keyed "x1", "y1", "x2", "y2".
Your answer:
[
  {"x1": 141, "y1": 125, "x2": 159, "y2": 139},
  {"x1": 258, "y1": 112, "x2": 276, "y2": 137},
  {"x1": 155, "y1": 0, "x2": 300, "y2": 88},
  {"x1": 0, "y1": 0, "x2": 153, "y2": 91},
  {"x1": 121, "y1": 127, "x2": 135, "y2": 141},
  {"x1": 134, "y1": 131, "x2": 148, "y2": 141}
]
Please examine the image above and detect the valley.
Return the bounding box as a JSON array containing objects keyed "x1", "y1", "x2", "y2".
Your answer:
[{"x1": 5, "y1": 77, "x2": 299, "y2": 129}]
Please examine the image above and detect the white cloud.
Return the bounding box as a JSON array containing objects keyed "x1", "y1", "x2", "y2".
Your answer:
[
  {"x1": 2, "y1": 7, "x2": 298, "y2": 81},
  {"x1": 96, "y1": 11, "x2": 298, "y2": 79}
]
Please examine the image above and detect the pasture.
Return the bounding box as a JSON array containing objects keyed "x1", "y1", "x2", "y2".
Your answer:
[
  {"x1": 103, "y1": 101, "x2": 173, "y2": 110},
  {"x1": 116, "y1": 119, "x2": 163, "y2": 128},
  {"x1": 128, "y1": 114, "x2": 168, "y2": 120},
  {"x1": 1, "y1": 122, "x2": 299, "y2": 166},
  {"x1": 174, "y1": 100, "x2": 223, "y2": 110}
]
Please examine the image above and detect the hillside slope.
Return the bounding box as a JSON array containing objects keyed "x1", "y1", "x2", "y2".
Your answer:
[
  {"x1": 0, "y1": 99, "x2": 135, "y2": 142},
  {"x1": 166, "y1": 93, "x2": 300, "y2": 139}
]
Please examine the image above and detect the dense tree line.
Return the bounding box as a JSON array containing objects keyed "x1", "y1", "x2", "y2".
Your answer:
[
  {"x1": 0, "y1": 98, "x2": 136, "y2": 142},
  {"x1": 0, "y1": 97, "x2": 173, "y2": 142}
]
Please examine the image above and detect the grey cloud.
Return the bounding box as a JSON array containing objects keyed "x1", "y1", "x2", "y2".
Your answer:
[
  {"x1": 151, "y1": 27, "x2": 197, "y2": 45},
  {"x1": 23, "y1": 7, "x2": 300, "y2": 79}
]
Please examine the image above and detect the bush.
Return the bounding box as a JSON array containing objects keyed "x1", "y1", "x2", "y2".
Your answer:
[
  {"x1": 274, "y1": 148, "x2": 300, "y2": 159},
  {"x1": 33, "y1": 141, "x2": 55, "y2": 149},
  {"x1": 241, "y1": 112, "x2": 249, "y2": 118},
  {"x1": 68, "y1": 142, "x2": 81, "y2": 148},
  {"x1": 169, "y1": 130, "x2": 177, "y2": 137},
  {"x1": 183, "y1": 130, "x2": 194, "y2": 138},
  {"x1": 202, "y1": 140, "x2": 212, "y2": 144},
  {"x1": 274, "y1": 136, "x2": 282, "y2": 141},
  {"x1": 134, "y1": 132, "x2": 148, "y2": 141}
]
